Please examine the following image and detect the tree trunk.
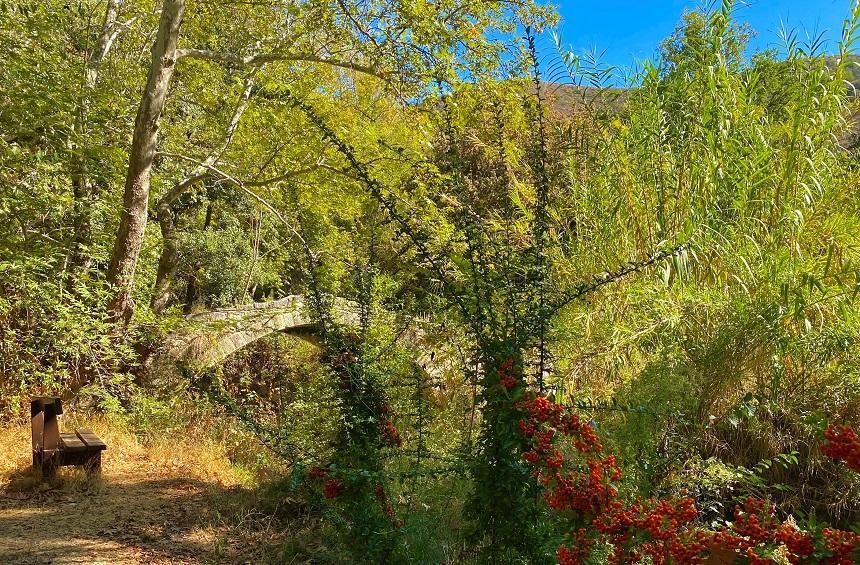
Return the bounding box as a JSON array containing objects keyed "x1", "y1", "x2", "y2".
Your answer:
[
  {"x1": 182, "y1": 200, "x2": 214, "y2": 314},
  {"x1": 87, "y1": 0, "x2": 121, "y2": 88},
  {"x1": 151, "y1": 204, "x2": 180, "y2": 314},
  {"x1": 107, "y1": 0, "x2": 185, "y2": 322}
]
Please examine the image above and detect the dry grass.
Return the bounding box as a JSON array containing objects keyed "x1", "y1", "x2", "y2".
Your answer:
[
  {"x1": 0, "y1": 415, "x2": 295, "y2": 564},
  {"x1": 1, "y1": 416, "x2": 247, "y2": 490}
]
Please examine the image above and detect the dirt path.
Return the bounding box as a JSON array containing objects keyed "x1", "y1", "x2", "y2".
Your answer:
[{"x1": 0, "y1": 423, "x2": 274, "y2": 564}]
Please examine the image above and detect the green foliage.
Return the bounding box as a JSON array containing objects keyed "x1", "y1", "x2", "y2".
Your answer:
[
  {"x1": 4, "y1": 0, "x2": 860, "y2": 561},
  {"x1": 547, "y1": 0, "x2": 860, "y2": 532},
  {"x1": 178, "y1": 225, "x2": 254, "y2": 308},
  {"x1": 0, "y1": 267, "x2": 136, "y2": 419}
]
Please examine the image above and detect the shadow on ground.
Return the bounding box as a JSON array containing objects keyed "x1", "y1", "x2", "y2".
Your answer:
[{"x1": 0, "y1": 463, "x2": 303, "y2": 564}]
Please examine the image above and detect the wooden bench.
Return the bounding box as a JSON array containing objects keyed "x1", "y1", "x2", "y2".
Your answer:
[{"x1": 31, "y1": 397, "x2": 107, "y2": 476}]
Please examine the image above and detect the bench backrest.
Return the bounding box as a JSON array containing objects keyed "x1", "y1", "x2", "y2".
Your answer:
[{"x1": 31, "y1": 397, "x2": 62, "y2": 453}]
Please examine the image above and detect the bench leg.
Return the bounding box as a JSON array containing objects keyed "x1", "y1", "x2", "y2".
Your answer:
[
  {"x1": 33, "y1": 450, "x2": 59, "y2": 478},
  {"x1": 84, "y1": 451, "x2": 102, "y2": 475}
]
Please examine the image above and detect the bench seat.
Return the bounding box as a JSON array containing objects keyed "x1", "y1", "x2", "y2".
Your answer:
[
  {"x1": 59, "y1": 432, "x2": 87, "y2": 452},
  {"x1": 75, "y1": 428, "x2": 107, "y2": 450},
  {"x1": 31, "y1": 397, "x2": 107, "y2": 476}
]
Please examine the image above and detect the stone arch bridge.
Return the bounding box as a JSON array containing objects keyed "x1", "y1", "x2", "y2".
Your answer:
[{"x1": 152, "y1": 295, "x2": 445, "y2": 380}]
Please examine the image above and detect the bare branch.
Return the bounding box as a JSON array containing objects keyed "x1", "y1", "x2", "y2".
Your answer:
[
  {"x1": 89, "y1": 0, "x2": 119, "y2": 72},
  {"x1": 157, "y1": 74, "x2": 255, "y2": 209},
  {"x1": 175, "y1": 48, "x2": 390, "y2": 80},
  {"x1": 544, "y1": 244, "x2": 690, "y2": 321},
  {"x1": 158, "y1": 151, "x2": 308, "y2": 248}
]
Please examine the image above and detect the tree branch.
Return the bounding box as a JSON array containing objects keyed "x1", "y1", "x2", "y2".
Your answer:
[
  {"x1": 175, "y1": 48, "x2": 390, "y2": 81},
  {"x1": 544, "y1": 244, "x2": 690, "y2": 323},
  {"x1": 156, "y1": 74, "x2": 255, "y2": 209},
  {"x1": 158, "y1": 152, "x2": 308, "y2": 247}
]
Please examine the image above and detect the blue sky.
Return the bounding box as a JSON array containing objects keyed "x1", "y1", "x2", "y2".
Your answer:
[{"x1": 547, "y1": 0, "x2": 851, "y2": 73}]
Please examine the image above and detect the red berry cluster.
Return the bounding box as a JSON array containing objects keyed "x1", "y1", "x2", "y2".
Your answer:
[
  {"x1": 311, "y1": 473, "x2": 402, "y2": 527},
  {"x1": 309, "y1": 466, "x2": 328, "y2": 480},
  {"x1": 498, "y1": 357, "x2": 519, "y2": 390},
  {"x1": 773, "y1": 523, "x2": 816, "y2": 562},
  {"x1": 822, "y1": 528, "x2": 860, "y2": 565},
  {"x1": 323, "y1": 478, "x2": 344, "y2": 499},
  {"x1": 702, "y1": 498, "x2": 815, "y2": 564},
  {"x1": 519, "y1": 392, "x2": 709, "y2": 563},
  {"x1": 557, "y1": 529, "x2": 593, "y2": 565},
  {"x1": 590, "y1": 496, "x2": 710, "y2": 564},
  {"x1": 374, "y1": 399, "x2": 402, "y2": 448},
  {"x1": 822, "y1": 424, "x2": 860, "y2": 472},
  {"x1": 307, "y1": 465, "x2": 344, "y2": 500},
  {"x1": 373, "y1": 482, "x2": 402, "y2": 526},
  {"x1": 381, "y1": 419, "x2": 402, "y2": 447},
  {"x1": 517, "y1": 395, "x2": 617, "y2": 514},
  {"x1": 515, "y1": 393, "x2": 860, "y2": 565}
]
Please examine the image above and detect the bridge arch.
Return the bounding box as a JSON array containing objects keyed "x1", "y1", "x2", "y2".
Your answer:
[{"x1": 152, "y1": 295, "x2": 442, "y2": 380}]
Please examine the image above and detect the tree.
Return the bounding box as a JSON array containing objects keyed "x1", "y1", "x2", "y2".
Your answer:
[
  {"x1": 106, "y1": 0, "x2": 552, "y2": 322},
  {"x1": 107, "y1": 0, "x2": 185, "y2": 321}
]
